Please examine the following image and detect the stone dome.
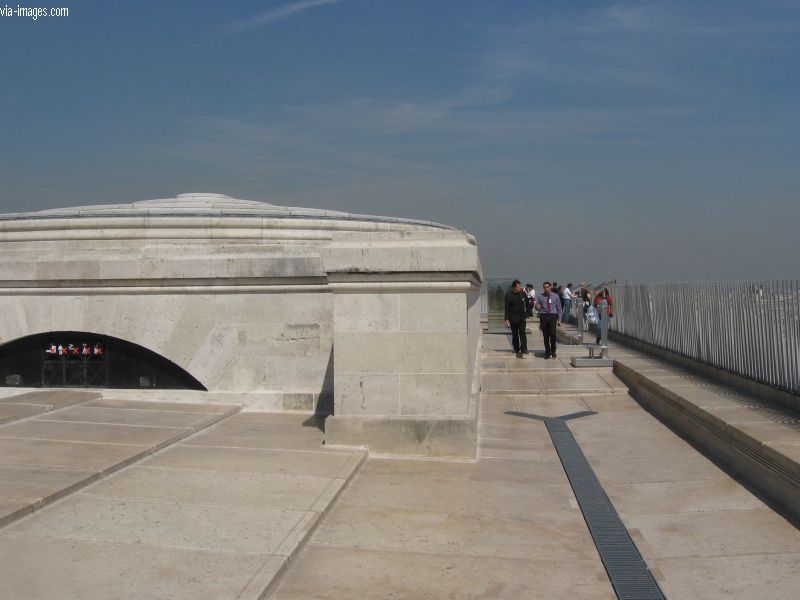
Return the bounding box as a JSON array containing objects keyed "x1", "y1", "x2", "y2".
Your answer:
[{"x1": 0, "y1": 193, "x2": 453, "y2": 231}]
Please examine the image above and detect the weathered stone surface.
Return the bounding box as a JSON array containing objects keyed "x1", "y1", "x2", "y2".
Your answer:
[
  {"x1": 86, "y1": 466, "x2": 341, "y2": 512},
  {"x1": 605, "y1": 479, "x2": 767, "y2": 516},
  {"x1": 626, "y1": 509, "x2": 800, "y2": 559},
  {"x1": 0, "y1": 420, "x2": 189, "y2": 447},
  {"x1": 37, "y1": 405, "x2": 215, "y2": 428},
  {"x1": 339, "y1": 472, "x2": 578, "y2": 519},
  {"x1": 398, "y1": 292, "x2": 467, "y2": 331},
  {"x1": 334, "y1": 373, "x2": 400, "y2": 415},
  {"x1": 0, "y1": 195, "x2": 482, "y2": 457},
  {"x1": 332, "y1": 293, "x2": 399, "y2": 332},
  {"x1": 650, "y1": 554, "x2": 800, "y2": 600},
  {"x1": 143, "y1": 444, "x2": 363, "y2": 479},
  {"x1": 270, "y1": 546, "x2": 615, "y2": 600},
  {"x1": 326, "y1": 414, "x2": 476, "y2": 458},
  {"x1": 0, "y1": 390, "x2": 99, "y2": 408},
  {"x1": 399, "y1": 373, "x2": 471, "y2": 415},
  {"x1": 0, "y1": 437, "x2": 147, "y2": 471},
  {"x1": 0, "y1": 403, "x2": 45, "y2": 425},
  {"x1": 313, "y1": 502, "x2": 597, "y2": 560},
  {"x1": 0, "y1": 408, "x2": 366, "y2": 600},
  {"x1": 0, "y1": 534, "x2": 280, "y2": 600},
  {"x1": 335, "y1": 331, "x2": 467, "y2": 374}
]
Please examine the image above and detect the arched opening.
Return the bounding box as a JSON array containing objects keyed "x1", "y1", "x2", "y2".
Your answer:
[{"x1": 0, "y1": 331, "x2": 206, "y2": 390}]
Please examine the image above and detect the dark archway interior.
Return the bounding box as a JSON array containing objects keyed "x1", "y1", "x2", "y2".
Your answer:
[{"x1": 0, "y1": 331, "x2": 206, "y2": 390}]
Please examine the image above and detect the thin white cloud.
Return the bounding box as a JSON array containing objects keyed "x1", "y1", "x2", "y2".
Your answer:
[{"x1": 225, "y1": 0, "x2": 340, "y2": 34}]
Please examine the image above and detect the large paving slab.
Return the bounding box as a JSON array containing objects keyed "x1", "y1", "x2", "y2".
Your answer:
[
  {"x1": 37, "y1": 405, "x2": 220, "y2": 428},
  {"x1": 0, "y1": 390, "x2": 100, "y2": 410},
  {"x1": 0, "y1": 532, "x2": 281, "y2": 600},
  {"x1": 186, "y1": 412, "x2": 339, "y2": 451},
  {"x1": 649, "y1": 554, "x2": 800, "y2": 600},
  {"x1": 481, "y1": 371, "x2": 621, "y2": 395},
  {"x1": 270, "y1": 545, "x2": 614, "y2": 600},
  {"x1": 0, "y1": 419, "x2": 196, "y2": 446},
  {"x1": 0, "y1": 395, "x2": 238, "y2": 526},
  {"x1": 0, "y1": 410, "x2": 366, "y2": 600},
  {"x1": 311, "y1": 502, "x2": 600, "y2": 561},
  {"x1": 0, "y1": 390, "x2": 99, "y2": 425},
  {"x1": 0, "y1": 403, "x2": 45, "y2": 425}
]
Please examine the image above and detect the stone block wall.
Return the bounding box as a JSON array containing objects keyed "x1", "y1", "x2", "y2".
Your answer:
[
  {"x1": 0, "y1": 198, "x2": 482, "y2": 457},
  {"x1": 332, "y1": 292, "x2": 469, "y2": 416},
  {"x1": 0, "y1": 291, "x2": 334, "y2": 411}
]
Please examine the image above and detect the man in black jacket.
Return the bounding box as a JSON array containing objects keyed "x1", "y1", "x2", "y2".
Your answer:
[{"x1": 504, "y1": 279, "x2": 528, "y2": 358}]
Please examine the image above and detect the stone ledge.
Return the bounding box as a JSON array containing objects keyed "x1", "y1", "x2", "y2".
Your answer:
[
  {"x1": 610, "y1": 331, "x2": 799, "y2": 413},
  {"x1": 324, "y1": 414, "x2": 477, "y2": 459},
  {"x1": 614, "y1": 360, "x2": 800, "y2": 523}
]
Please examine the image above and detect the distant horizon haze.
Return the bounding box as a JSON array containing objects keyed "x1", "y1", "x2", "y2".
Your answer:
[{"x1": 1, "y1": 1, "x2": 797, "y2": 283}]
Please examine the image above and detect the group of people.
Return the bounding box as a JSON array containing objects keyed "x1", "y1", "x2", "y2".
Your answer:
[{"x1": 504, "y1": 280, "x2": 614, "y2": 359}]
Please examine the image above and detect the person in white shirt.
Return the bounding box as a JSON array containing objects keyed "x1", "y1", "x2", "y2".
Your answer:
[
  {"x1": 561, "y1": 283, "x2": 574, "y2": 323},
  {"x1": 524, "y1": 283, "x2": 536, "y2": 318}
]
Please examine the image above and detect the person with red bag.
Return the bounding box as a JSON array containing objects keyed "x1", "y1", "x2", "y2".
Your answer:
[{"x1": 593, "y1": 288, "x2": 614, "y2": 344}]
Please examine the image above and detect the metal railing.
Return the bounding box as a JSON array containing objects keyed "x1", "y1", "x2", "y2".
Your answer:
[
  {"x1": 610, "y1": 280, "x2": 800, "y2": 395},
  {"x1": 480, "y1": 278, "x2": 515, "y2": 317}
]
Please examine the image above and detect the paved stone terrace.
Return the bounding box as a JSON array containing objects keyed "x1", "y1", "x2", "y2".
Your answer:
[
  {"x1": 0, "y1": 401, "x2": 365, "y2": 600},
  {"x1": 0, "y1": 394, "x2": 239, "y2": 526},
  {"x1": 1, "y1": 332, "x2": 799, "y2": 598},
  {"x1": 269, "y1": 333, "x2": 800, "y2": 600}
]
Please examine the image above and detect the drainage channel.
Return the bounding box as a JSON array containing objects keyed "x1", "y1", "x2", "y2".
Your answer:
[{"x1": 508, "y1": 410, "x2": 666, "y2": 600}]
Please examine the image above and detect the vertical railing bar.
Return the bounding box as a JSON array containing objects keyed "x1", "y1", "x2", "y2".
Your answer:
[
  {"x1": 789, "y1": 280, "x2": 796, "y2": 392},
  {"x1": 711, "y1": 281, "x2": 719, "y2": 368},
  {"x1": 730, "y1": 281, "x2": 740, "y2": 375},
  {"x1": 789, "y1": 280, "x2": 795, "y2": 392},
  {"x1": 762, "y1": 280, "x2": 770, "y2": 386},
  {"x1": 730, "y1": 280, "x2": 740, "y2": 376},
  {"x1": 720, "y1": 281, "x2": 729, "y2": 372},
  {"x1": 778, "y1": 279, "x2": 789, "y2": 391},
  {"x1": 750, "y1": 280, "x2": 761, "y2": 382},
  {"x1": 768, "y1": 280, "x2": 779, "y2": 387},
  {"x1": 698, "y1": 282, "x2": 706, "y2": 364},
  {"x1": 705, "y1": 281, "x2": 712, "y2": 365},
  {"x1": 748, "y1": 280, "x2": 758, "y2": 381},
  {"x1": 711, "y1": 281, "x2": 718, "y2": 366},
  {"x1": 744, "y1": 280, "x2": 756, "y2": 380},
  {"x1": 789, "y1": 279, "x2": 800, "y2": 394},
  {"x1": 764, "y1": 279, "x2": 776, "y2": 387},
  {"x1": 745, "y1": 280, "x2": 755, "y2": 380},
  {"x1": 771, "y1": 280, "x2": 781, "y2": 387},
  {"x1": 695, "y1": 284, "x2": 702, "y2": 362}
]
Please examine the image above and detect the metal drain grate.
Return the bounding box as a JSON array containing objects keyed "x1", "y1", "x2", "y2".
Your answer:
[{"x1": 546, "y1": 418, "x2": 666, "y2": 600}]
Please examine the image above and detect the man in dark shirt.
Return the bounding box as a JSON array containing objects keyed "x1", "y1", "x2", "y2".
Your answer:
[{"x1": 504, "y1": 279, "x2": 528, "y2": 358}]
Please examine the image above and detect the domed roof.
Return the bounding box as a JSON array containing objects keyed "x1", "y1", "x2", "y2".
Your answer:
[{"x1": 0, "y1": 193, "x2": 453, "y2": 230}]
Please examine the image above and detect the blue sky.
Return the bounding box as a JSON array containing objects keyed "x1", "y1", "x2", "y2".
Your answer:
[{"x1": 1, "y1": 0, "x2": 798, "y2": 283}]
